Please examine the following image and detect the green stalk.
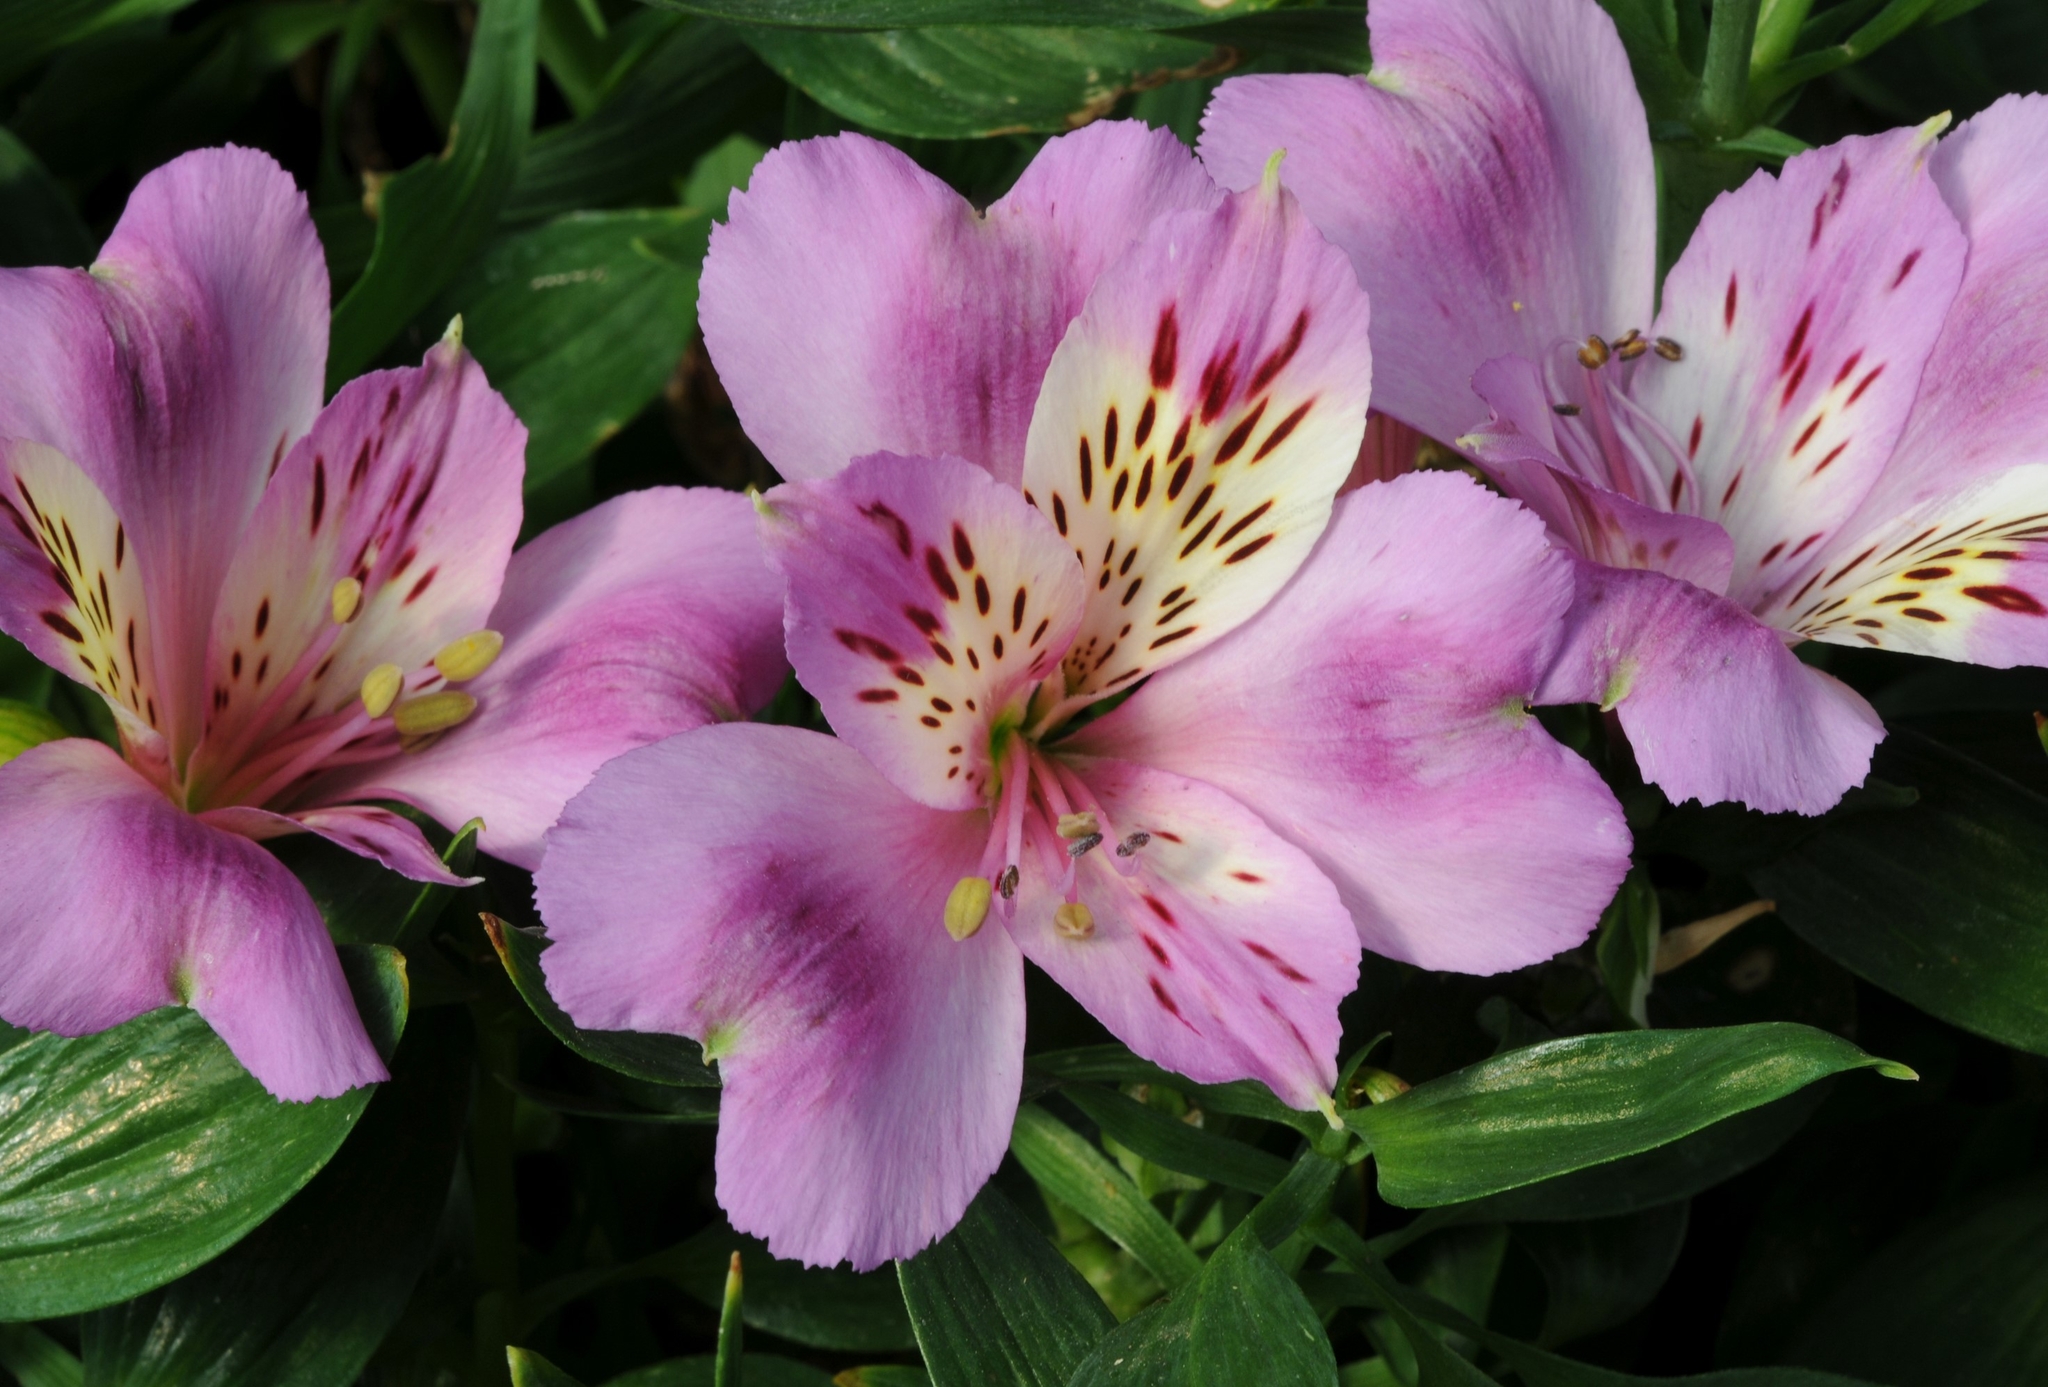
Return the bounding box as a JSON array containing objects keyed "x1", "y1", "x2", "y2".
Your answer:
[
  {"x1": 1750, "y1": 0, "x2": 1815, "y2": 72},
  {"x1": 1697, "y1": 0, "x2": 1764, "y2": 139},
  {"x1": 714, "y1": 1251, "x2": 745, "y2": 1387}
]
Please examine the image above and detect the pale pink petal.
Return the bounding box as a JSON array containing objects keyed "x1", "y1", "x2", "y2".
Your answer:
[
  {"x1": 759, "y1": 453, "x2": 1085, "y2": 812},
  {"x1": 1198, "y1": 0, "x2": 1656, "y2": 444},
  {"x1": 199, "y1": 803, "x2": 478, "y2": 886},
  {"x1": 0, "y1": 439, "x2": 164, "y2": 752},
  {"x1": 699, "y1": 122, "x2": 1220, "y2": 487},
  {"x1": 1465, "y1": 355, "x2": 1736, "y2": 593},
  {"x1": 307, "y1": 487, "x2": 787, "y2": 869},
  {"x1": 1020, "y1": 168, "x2": 1372, "y2": 696},
  {"x1": 0, "y1": 146, "x2": 328, "y2": 763},
  {"x1": 181, "y1": 337, "x2": 525, "y2": 804},
  {"x1": 1537, "y1": 559, "x2": 1883, "y2": 814},
  {"x1": 535, "y1": 724, "x2": 1022, "y2": 1270},
  {"x1": 1634, "y1": 123, "x2": 1967, "y2": 610},
  {"x1": 0, "y1": 738, "x2": 383, "y2": 1101},
  {"x1": 1070, "y1": 471, "x2": 1631, "y2": 974},
  {"x1": 1015, "y1": 757, "x2": 1356, "y2": 1111}
]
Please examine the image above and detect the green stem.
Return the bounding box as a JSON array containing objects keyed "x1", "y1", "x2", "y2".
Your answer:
[
  {"x1": 1750, "y1": 0, "x2": 1814, "y2": 71},
  {"x1": 471, "y1": 1001, "x2": 522, "y2": 1387},
  {"x1": 1697, "y1": 0, "x2": 1763, "y2": 138}
]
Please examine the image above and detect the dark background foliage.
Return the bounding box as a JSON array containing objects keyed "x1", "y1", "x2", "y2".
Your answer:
[{"x1": 1, "y1": 1, "x2": 2047, "y2": 1385}]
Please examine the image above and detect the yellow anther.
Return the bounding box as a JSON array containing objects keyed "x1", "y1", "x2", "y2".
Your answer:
[
  {"x1": 433, "y1": 629, "x2": 504, "y2": 683},
  {"x1": 1054, "y1": 902, "x2": 1096, "y2": 940},
  {"x1": 360, "y1": 663, "x2": 404, "y2": 718},
  {"x1": 392, "y1": 690, "x2": 477, "y2": 737},
  {"x1": 1577, "y1": 335, "x2": 1611, "y2": 369},
  {"x1": 945, "y1": 876, "x2": 993, "y2": 942},
  {"x1": 1056, "y1": 811, "x2": 1100, "y2": 840},
  {"x1": 330, "y1": 576, "x2": 363, "y2": 624}
]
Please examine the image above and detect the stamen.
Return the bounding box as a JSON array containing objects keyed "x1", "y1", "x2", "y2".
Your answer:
[
  {"x1": 433, "y1": 629, "x2": 504, "y2": 683},
  {"x1": 1616, "y1": 336, "x2": 1649, "y2": 361},
  {"x1": 1577, "y1": 335, "x2": 1611, "y2": 369},
  {"x1": 1653, "y1": 337, "x2": 1684, "y2": 361},
  {"x1": 392, "y1": 690, "x2": 477, "y2": 737},
  {"x1": 1054, "y1": 902, "x2": 1096, "y2": 939},
  {"x1": 1115, "y1": 832, "x2": 1152, "y2": 857},
  {"x1": 1552, "y1": 403, "x2": 1582, "y2": 417},
  {"x1": 1056, "y1": 811, "x2": 1100, "y2": 839},
  {"x1": 330, "y1": 576, "x2": 362, "y2": 624},
  {"x1": 360, "y1": 663, "x2": 404, "y2": 718},
  {"x1": 997, "y1": 864, "x2": 1019, "y2": 900},
  {"x1": 945, "y1": 876, "x2": 993, "y2": 941},
  {"x1": 1066, "y1": 832, "x2": 1104, "y2": 859}
]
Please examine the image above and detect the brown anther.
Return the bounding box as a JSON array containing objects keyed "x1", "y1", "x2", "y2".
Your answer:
[
  {"x1": 1577, "y1": 335, "x2": 1611, "y2": 369},
  {"x1": 997, "y1": 864, "x2": 1019, "y2": 900},
  {"x1": 1066, "y1": 832, "x2": 1104, "y2": 859},
  {"x1": 1115, "y1": 832, "x2": 1152, "y2": 857},
  {"x1": 1654, "y1": 336, "x2": 1685, "y2": 361},
  {"x1": 1552, "y1": 403, "x2": 1582, "y2": 417},
  {"x1": 1614, "y1": 328, "x2": 1643, "y2": 346},
  {"x1": 1616, "y1": 337, "x2": 1650, "y2": 361}
]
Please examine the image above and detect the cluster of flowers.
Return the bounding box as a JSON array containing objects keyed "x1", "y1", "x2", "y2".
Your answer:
[{"x1": 3, "y1": 0, "x2": 2044, "y2": 1271}]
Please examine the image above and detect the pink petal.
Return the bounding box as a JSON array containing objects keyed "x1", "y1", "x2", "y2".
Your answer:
[
  {"x1": 0, "y1": 738, "x2": 384, "y2": 1101},
  {"x1": 200, "y1": 802, "x2": 479, "y2": 886},
  {"x1": 1070, "y1": 471, "x2": 1631, "y2": 974},
  {"x1": 1198, "y1": 0, "x2": 1657, "y2": 444},
  {"x1": 1466, "y1": 355, "x2": 1736, "y2": 593},
  {"x1": 699, "y1": 123, "x2": 1219, "y2": 487},
  {"x1": 0, "y1": 439, "x2": 164, "y2": 753},
  {"x1": 0, "y1": 146, "x2": 328, "y2": 764},
  {"x1": 535, "y1": 724, "x2": 1022, "y2": 1270},
  {"x1": 182, "y1": 337, "x2": 525, "y2": 803},
  {"x1": 1537, "y1": 558, "x2": 1883, "y2": 814},
  {"x1": 1344, "y1": 411, "x2": 1424, "y2": 492},
  {"x1": 1017, "y1": 756, "x2": 1357, "y2": 1111},
  {"x1": 309, "y1": 487, "x2": 788, "y2": 868},
  {"x1": 1635, "y1": 123, "x2": 1966, "y2": 611},
  {"x1": 1020, "y1": 166, "x2": 1373, "y2": 696},
  {"x1": 759, "y1": 453, "x2": 1085, "y2": 812}
]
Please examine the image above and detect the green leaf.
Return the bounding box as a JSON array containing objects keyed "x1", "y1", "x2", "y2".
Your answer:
[
  {"x1": 1346, "y1": 1024, "x2": 1910, "y2": 1208},
  {"x1": 0, "y1": 128, "x2": 93, "y2": 269},
  {"x1": 831, "y1": 1370, "x2": 930, "y2": 1387},
  {"x1": 1062, "y1": 1082, "x2": 1293, "y2": 1195},
  {"x1": 78, "y1": 1007, "x2": 471, "y2": 1387},
  {"x1": 272, "y1": 814, "x2": 479, "y2": 949},
  {"x1": 326, "y1": 0, "x2": 539, "y2": 386},
  {"x1": 1029, "y1": 1045, "x2": 1325, "y2": 1137},
  {"x1": 1595, "y1": 869, "x2": 1660, "y2": 1028},
  {"x1": 0, "y1": 697, "x2": 67, "y2": 764},
  {"x1": 1780, "y1": 1176, "x2": 2048, "y2": 1387},
  {"x1": 1068, "y1": 1220, "x2": 1338, "y2": 1386},
  {"x1": 648, "y1": 0, "x2": 1281, "y2": 26},
  {"x1": 898, "y1": 1183, "x2": 1116, "y2": 1387},
  {"x1": 741, "y1": 25, "x2": 1236, "y2": 139},
  {"x1": 0, "y1": 1326, "x2": 83, "y2": 1387},
  {"x1": 507, "y1": 20, "x2": 774, "y2": 222},
  {"x1": 427, "y1": 209, "x2": 709, "y2": 491},
  {"x1": 1010, "y1": 1102, "x2": 1204, "y2": 1289},
  {"x1": 603, "y1": 1357, "x2": 837, "y2": 1387},
  {"x1": 1755, "y1": 730, "x2": 2048, "y2": 1057},
  {"x1": 483, "y1": 912, "x2": 719, "y2": 1087},
  {"x1": 666, "y1": 1220, "x2": 917, "y2": 1353},
  {"x1": 1160, "y1": 8, "x2": 1370, "y2": 69},
  {"x1": 511, "y1": 1348, "x2": 589, "y2": 1387},
  {"x1": 1519, "y1": 1203, "x2": 1690, "y2": 1347},
  {"x1": 0, "y1": 0, "x2": 201, "y2": 85},
  {"x1": 0, "y1": 945, "x2": 407, "y2": 1318}
]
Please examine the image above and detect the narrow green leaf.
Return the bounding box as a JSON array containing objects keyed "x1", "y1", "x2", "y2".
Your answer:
[
  {"x1": 1068, "y1": 1220, "x2": 1338, "y2": 1386},
  {"x1": 1063, "y1": 1083, "x2": 1292, "y2": 1195},
  {"x1": 79, "y1": 1008, "x2": 471, "y2": 1387},
  {"x1": 510, "y1": 1348, "x2": 589, "y2": 1387},
  {"x1": 897, "y1": 1183, "x2": 1115, "y2": 1387},
  {"x1": 0, "y1": 698, "x2": 67, "y2": 764},
  {"x1": 427, "y1": 209, "x2": 709, "y2": 491},
  {"x1": 1010, "y1": 1103, "x2": 1204, "y2": 1289},
  {"x1": 831, "y1": 1371, "x2": 930, "y2": 1387},
  {"x1": 1520, "y1": 1203, "x2": 1690, "y2": 1347},
  {"x1": 603, "y1": 1358, "x2": 837, "y2": 1387},
  {"x1": 645, "y1": 0, "x2": 1282, "y2": 27},
  {"x1": 0, "y1": 945, "x2": 407, "y2": 1317},
  {"x1": 1346, "y1": 1024, "x2": 1909, "y2": 1208},
  {"x1": 741, "y1": 25, "x2": 1235, "y2": 140},
  {"x1": 1029, "y1": 1045, "x2": 1325, "y2": 1137},
  {"x1": 714, "y1": 1251, "x2": 744, "y2": 1387},
  {"x1": 1161, "y1": 7, "x2": 1370, "y2": 69},
  {"x1": 0, "y1": 1326, "x2": 83, "y2": 1387},
  {"x1": 0, "y1": 128, "x2": 93, "y2": 268},
  {"x1": 0, "y1": 0, "x2": 201, "y2": 85},
  {"x1": 1755, "y1": 730, "x2": 2048, "y2": 1056},
  {"x1": 326, "y1": 0, "x2": 539, "y2": 385},
  {"x1": 484, "y1": 912, "x2": 719, "y2": 1087},
  {"x1": 1594, "y1": 870, "x2": 1660, "y2": 1028}
]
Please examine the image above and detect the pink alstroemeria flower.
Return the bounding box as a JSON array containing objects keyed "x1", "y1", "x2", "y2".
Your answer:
[
  {"x1": 535, "y1": 123, "x2": 1631, "y2": 1269},
  {"x1": 0, "y1": 147, "x2": 786, "y2": 1101},
  {"x1": 1204, "y1": 0, "x2": 2048, "y2": 814}
]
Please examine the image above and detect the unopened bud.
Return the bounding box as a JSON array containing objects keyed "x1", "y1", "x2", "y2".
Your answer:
[
  {"x1": 1054, "y1": 902, "x2": 1095, "y2": 939},
  {"x1": 944, "y1": 876, "x2": 992, "y2": 941},
  {"x1": 1348, "y1": 1066, "x2": 1411, "y2": 1106}
]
